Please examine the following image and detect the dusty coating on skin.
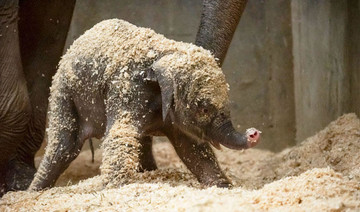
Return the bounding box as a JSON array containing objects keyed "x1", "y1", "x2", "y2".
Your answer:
[
  {"x1": 60, "y1": 19, "x2": 229, "y2": 108},
  {"x1": 153, "y1": 52, "x2": 229, "y2": 109},
  {"x1": 31, "y1": 19, "x2": 230, "y2": 189},
  {"x1": 100, "y1": 115, "x2": 140, "y2": 188},
  {"x1": 2, "y1": 114, "x2": 360, "y2": 211},
  {"x1": 31, "y1": 74, "x2": 78, "y2": 185}
]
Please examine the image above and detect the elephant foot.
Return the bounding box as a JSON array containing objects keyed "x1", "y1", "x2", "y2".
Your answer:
[
  {"x1": 0, "y1": 175, "x2": 6, "y2": 197},
  {"x1": 5, "y1": 159, "x2": 36, "y2": 191},
  {"x1": 201, "y1": 176, "x2": 233, "y2": 188},
  {"x1": 214, "y1": 180, "x2": 233, "y2": 188},
  {"x1": 139, "y1": 161, "x2": 157, "y2": 172}
]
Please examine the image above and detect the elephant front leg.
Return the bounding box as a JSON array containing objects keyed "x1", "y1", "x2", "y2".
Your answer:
[
  {"x1": 100, "y1": 118, "x2": 142, "y2": 188},
  {"x1": 168, "y1": 131, "x2": 232, "y2": 188}
]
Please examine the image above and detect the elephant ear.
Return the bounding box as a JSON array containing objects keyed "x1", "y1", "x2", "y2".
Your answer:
[{"x1": 149, "y1": 62, "x2": 175, "y2": 122}]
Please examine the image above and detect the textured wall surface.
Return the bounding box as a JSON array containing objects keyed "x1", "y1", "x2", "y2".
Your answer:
[
  {"x1": 64, "y1": 0, "x2": 295, "y2": 151},
  {"x1": 223, "y1": 0, "x2": 295, "y2": 150},
  {"x1": 348, "y1": 0, "x2": 360, "y2": 118},
  {"x1": 292, "y1": 0, "x2": 359, "y2": 142},
  {"x1": 64, "y1": 0, "x2": 358, "y2": 151}
]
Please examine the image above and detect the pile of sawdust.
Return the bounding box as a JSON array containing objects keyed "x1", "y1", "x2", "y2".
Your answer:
[{"x1": 1, "y1": 114, "x2": 359, "y2": 211}]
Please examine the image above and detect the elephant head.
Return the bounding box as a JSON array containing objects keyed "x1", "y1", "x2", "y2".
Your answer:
[{"x1": 152, "y1": 50, "x2": 260, "y2": 150}]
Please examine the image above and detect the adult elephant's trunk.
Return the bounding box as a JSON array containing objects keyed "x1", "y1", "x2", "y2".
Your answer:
[
  {"x1": 209, "y1": 121, "x2": 260, "y2": 150},
  {"x1": 196, "y1": 0, "x2": 248, "y2": 66}
]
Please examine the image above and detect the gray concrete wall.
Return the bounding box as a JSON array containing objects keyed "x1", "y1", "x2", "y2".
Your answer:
[
  {"x1": 224, "y1": 0, "x2": 295, "y2": 150},
  {"x1": 65, "y1": 0, "x2": 296, "y2": 151},
  {"x1": 292, "y1": 0, "x2": 359, "y2": 142},
  {"x1": 64, "y1": 0, "x2": 359, "y2": 151},
  {"x1": 348, "y1": 0, "x2": 360, "y2": 117}
]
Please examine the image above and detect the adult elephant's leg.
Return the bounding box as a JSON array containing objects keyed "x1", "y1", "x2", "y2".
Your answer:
[
  {"x1": 0, "y1": 0, "x2": 31, "y2": 195},
  {"x1": 15, "y1": 0, "x2": 76, "y2": 167},
  {"x1": 196, "y1": 0, "x2": 248, "y2": 66}
]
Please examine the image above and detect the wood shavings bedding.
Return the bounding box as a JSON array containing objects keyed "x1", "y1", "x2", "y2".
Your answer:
[{"x1": 1, "y1": 113, "x2": 359, "y2": 211}]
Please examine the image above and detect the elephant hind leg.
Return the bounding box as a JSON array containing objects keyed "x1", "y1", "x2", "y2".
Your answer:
[
  {"x1": 139, "y1": 136, "x2": 157, "y2": 172},
  {"x1": 29, "y1": 86, "x2": 83, "y2": 190}
]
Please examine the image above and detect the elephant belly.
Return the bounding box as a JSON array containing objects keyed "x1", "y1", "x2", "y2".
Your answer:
[{"x1": 73, "y1": 92, "x2": 107, "y2": 140}]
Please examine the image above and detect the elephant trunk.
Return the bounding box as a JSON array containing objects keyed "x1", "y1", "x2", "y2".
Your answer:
[{"x1": 209, "y1": 121, "x2": 260, "y2": 150}]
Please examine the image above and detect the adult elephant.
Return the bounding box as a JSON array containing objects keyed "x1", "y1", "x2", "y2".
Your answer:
[{"x1": 0, "y1": 0, "x2": 247, "y2": 196}]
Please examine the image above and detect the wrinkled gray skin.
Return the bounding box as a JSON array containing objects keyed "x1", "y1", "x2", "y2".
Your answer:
[
  {"x1": 0, "y1": 0, "x2": 247, "y2": 196},
  {"x1": 0, "y1": 0, "x2": 75, "y2": 196},
  {"x1": 29, "y1": 37, "x2": 259, "y2": 191}
]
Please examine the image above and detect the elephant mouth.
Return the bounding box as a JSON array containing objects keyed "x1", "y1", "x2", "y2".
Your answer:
[
  {"x1": 208, "y1": 138, "x2": 222, "y2": 150},
  {"x1": 175, "y1": 124, "x2": 222, "y2": 150}
]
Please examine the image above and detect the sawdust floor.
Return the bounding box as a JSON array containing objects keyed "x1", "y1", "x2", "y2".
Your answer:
[{"x1": 1, "y1": 113, "x2": 360, "y2": 211}]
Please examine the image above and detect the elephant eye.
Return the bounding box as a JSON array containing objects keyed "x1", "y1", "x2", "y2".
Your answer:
[{"x1": 202, "y1": 108, "x2": 208, "y2": 113}]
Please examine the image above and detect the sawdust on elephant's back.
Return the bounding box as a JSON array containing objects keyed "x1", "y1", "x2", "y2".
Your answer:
[
  {"x1": 1, "y1": 114, "x2": 360, "y2": 211},
  {"x1": 58, "y1": 19, "x2": 229, "y2": 109}
]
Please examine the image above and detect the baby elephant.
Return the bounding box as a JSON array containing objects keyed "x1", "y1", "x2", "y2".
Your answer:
[{"x1": 29, "y1": 19, "x2": 260, "y2": 190}]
